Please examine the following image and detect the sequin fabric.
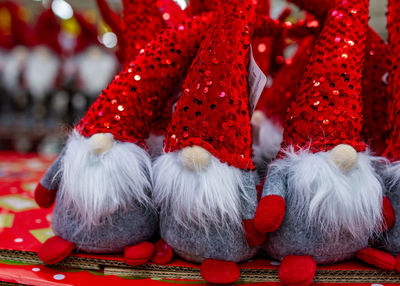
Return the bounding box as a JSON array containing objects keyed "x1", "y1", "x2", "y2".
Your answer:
[
  {"x1": 362, "y1": 29, "x2": 390, "y2": 155},
  {"x1": 256, "y1": 36, "x2": 314, "y2": 124},
  {"x1": 383, "y1": 0, "x2": 400, "y2": 161},
  {"x1": 289, "y1": 0, "x2": 390, "y2": 155},
  {"x1": 120, "y1": 0, "x2": 166, "y2": 66},
  {"x1": 75, "y1": 14, "x2": 213, "y2": 144},
  {"x1": 164, "y1": 0, "x2": 256, "y2": 170},
  {"x1": 282, "y1": 0, "x2": 368, "y2": 153}
]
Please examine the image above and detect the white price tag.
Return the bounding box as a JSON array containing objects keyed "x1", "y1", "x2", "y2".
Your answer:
[{"x1": 247, "y1": 44, "x2": 267, "y2": 114}]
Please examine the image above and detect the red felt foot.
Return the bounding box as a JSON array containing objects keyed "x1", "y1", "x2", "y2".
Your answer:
[
  {"x1": 200, "y1": 259, "x2": 240, "y2": 284},
  {"x1": 381, "y1": 196, "x2": 395, "y2": 232},
  {"x1": 38, "y1": 236, "x2": 75, "y2": 264},
  {"x1": 254, "y1": 195, "x2": 285, "y2": 233},
  {"x1": 151, "y1": 239, "x2": 174, "y2": 264},
  {"x1": 278, "y1": 255, "x2": 316, "y2": 286},
  {"x1": 124, "y1": 241, "x2": 155, "y2": 266},
  {"x1": 34, "y1": 183, "x2": 57, "y2": 209},
  {"x1": 243, "y1": 219, "x2": 266, "y2": 247},
  {"x1": 356, "y1": 247, "x2": 395, "y2": 271},
  {"x1": 395, "y1": 254, "x2": 400, "y2": 273}
]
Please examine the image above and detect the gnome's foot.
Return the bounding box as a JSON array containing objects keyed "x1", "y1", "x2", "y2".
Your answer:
[
  {"x1": 151, "y1": 239, "x2": 174, "y2": 264},
  {"x1": 395, "y1": 255, "x2": 400, "y2": 273},
  {"x1": 279, "y1": 255, "x2": 316, "y2": 286},
  {"x1": 200, "y1": 259, "x2": 240, "y2": 284},
  {"x1": 124, "y1": 241, "x2": 155, "y2": 266},
  {"x1": 38, "y1": 236, "x2": 75, "y2": 264},
  {"x1": 356, "y1": 247, "x2": 395, "y2": 271}
]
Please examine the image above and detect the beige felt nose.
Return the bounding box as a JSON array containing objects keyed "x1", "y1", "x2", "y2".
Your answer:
[
  {"x1": 330, "y1": 144, "x2": 358, "y2": 172},
  {"x1": 180, "y1": 146, "x2": 211, "y2": 171},
  {"x1": 88, "y1": 133, "x2": 114, "y2": 155},
  {"x1": 251, "y1": 110, "x2": 266, "y2": 127}
]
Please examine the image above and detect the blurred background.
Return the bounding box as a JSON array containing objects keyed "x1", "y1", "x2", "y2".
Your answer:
[{"x1": 0, "y1": 0, "x2": 388, "y2": 155}]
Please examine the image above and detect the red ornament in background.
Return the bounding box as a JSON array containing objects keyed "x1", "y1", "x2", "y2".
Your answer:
[
  {"x1": 282, "y1": 0, "x2": 368, "y2": 153},
  {"x1": 76, "y1": 13, "x2": 213, "y2": 145},
  {"x1": 164, "y1": 0, "x2": 256, "y2": 170}
]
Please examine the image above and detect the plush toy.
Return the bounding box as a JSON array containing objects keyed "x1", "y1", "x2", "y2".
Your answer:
[
  {"x1": 253, "y1": 0, "x2": 396, "y2": 284},
  {"x1": 153, "y1": 0, "x2": 265, "y2": 284},
  {"x1": 34, "y1": 14, "x2": 213, "y2": 265},
  {"x1": 24, "y1": 9, "x2": 61, "y2": 117},
  {"x1": 379, "y1": 0, "x2": 400, "y2": 263}
]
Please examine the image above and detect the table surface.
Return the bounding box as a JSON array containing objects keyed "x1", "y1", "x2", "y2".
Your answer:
[{"x1": 0, "y1": 151, "x2": 399, "y2": 285}]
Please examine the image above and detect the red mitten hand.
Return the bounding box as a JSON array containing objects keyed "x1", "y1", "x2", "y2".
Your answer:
[
  {"x1": 382, "y1": 196, "x2": 395, "y2": 232},
  {"x1": 34, "y1": 183, "x2": 57, "y2": 209},
  {"x1": 254, "y1": 195, "x2": 285, "y2": 233},
  {"x1": 243, "y1": 219, "x2": 266, "y2": 247}
]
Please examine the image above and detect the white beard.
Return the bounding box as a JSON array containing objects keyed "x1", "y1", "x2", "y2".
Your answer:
[
  {"x1": 25, "y1": 46, "x2": 60, "y2": 100},
  {"x1": 75, "y1": 46, "x2": 118, "y2": 96},
  {"x1": 2, "y1": 46, "x2": 28, "y2": 92},
  {"x1": 58, "y1": 131, "x2": 153, "y2": 228},
  {"x1": 271, "y1": 147, "x2": 384, "y2": 240},
  {"x1": 153, "y1": 151, "x2": 251, "y2": 233}
]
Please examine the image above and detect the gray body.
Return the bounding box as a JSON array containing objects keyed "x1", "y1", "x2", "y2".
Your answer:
[
  {"x1": 381, "y1": 177, "x2": 400, "y2": 255},
  {"x1": 262, "y1": 168, "x2": 369, "y2": 264},
  {"x1": 41, "y1": 150, "x2": 157, "y2": 253},
  {"x1": 160, "y1": 170, "x2": 259, "y2": 263}
]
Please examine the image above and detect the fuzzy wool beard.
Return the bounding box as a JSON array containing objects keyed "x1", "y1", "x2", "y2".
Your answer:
[
  {"x1": 25, "y1": 46, "x2": 60, "y2": 100},
  {"x1": 57, "y1": 131, "x2": 153, "y2": 230},
  {"x1": 153, "y1": 151, "x2": 252, "y2": 234},
  {"x1": 75, "y1": 46, "x2": 118, "y2": 97},
  {"x1": 271, "y1": 147, "x2": 384, "y2": 240}
]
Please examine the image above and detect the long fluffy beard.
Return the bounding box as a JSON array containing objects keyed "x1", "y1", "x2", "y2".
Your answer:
[
  {"x1": 25, "y1": 46, "x2": 60, "y2": 100},
  {"x1": 2, "y1": 46, "x2": 28, "y2": 91},
  {"x1": 153, "y1": 151, "x2": 251, "y2": 233},
  {"x1": 271, "y1": 147, "x2": 383, "y2": 240},
  {"x1": 58, "y1": 131, "x2": 153, "y2": 229}
]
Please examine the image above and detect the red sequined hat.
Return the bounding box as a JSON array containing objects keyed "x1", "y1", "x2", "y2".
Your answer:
[
  {"x1": 289, "y1": 0, "x2": 390, "y2": 155},
  {"x1": 75, "y1": 14, "x2": 213, "y2": 145},
  {"x1": 164, "y1": 0, "x2": 256, "y2": 170},
  {"x1": 383, "y1": 0, "x2": 400, "y2": 161},
  {"x1": 96, "y1": 0, "x2": 166, "y2": 66},
  {"x1": 281, "y1": 0, "x2": 368, "y2": 153},
  {"x1": 34, "y1": 9, "x2": 62, "y2": 55}
]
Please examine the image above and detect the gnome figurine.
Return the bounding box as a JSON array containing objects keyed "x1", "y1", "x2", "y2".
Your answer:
[
  {"x1": 153, "y1": 1, "x2": 264, "y2": 284},
  {"x1": 34, "y1": 14, "x2": 213, "y2": 265},
  {"x1": 24, "y1": 9, "x2": 62, "y2": 116},
  {"x1": 379, "y1": 0, "x2": 400, "y2": 262},
  {"x1": 253, "y1": 0, "x2": 396, "y2": 284}
]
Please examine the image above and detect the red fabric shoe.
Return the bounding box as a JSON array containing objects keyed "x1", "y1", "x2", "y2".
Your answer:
[
  {"x1": 278, "y1": 255, "x2": 316, "y2": 286},
  {"x1": 124, "y1": 241, "x2": 155, "y2": 266},
  {"x1": 38, "y1": 236, "x2": 75, "y2": 264}
]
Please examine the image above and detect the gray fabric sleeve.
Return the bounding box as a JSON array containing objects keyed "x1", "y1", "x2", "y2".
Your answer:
[
  {"x1": 261, "y1": 167, "x2": 287, "y2": 199},
  {"x1": 40, "y1": 149, "x2": 65, "y2": 191},
  {"x1": 240, "y1": 170, "x2": 258, "y2": 220}
]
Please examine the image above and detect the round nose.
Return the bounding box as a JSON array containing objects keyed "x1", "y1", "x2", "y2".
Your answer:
[
  {"x1": 251, "y1": 110, "x2": 266, "y2": 127},
  {"x1": 330, "y1": 144, "x2": 358, "y2": 172},
  {"x1": 88, "y1": 133, "x2": 114, "y2": 155},
  {"x1": 180, "y1": 145, "x2": 211, "y2": 171}
]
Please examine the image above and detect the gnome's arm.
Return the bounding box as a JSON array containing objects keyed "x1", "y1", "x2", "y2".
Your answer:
[
  {"x1": 34, "y1": 150, "x2": 65, "y2": 208},
  {"x1": 240, "y1": 171, "x2": 266, "y2": 247},
  {"x1": 253, "y1": 168, "x2": 286, "y2": 233},
  {"x1": 382, "y1": 196, "x2": 395, "y2": 232}
]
